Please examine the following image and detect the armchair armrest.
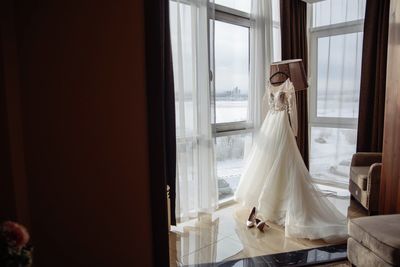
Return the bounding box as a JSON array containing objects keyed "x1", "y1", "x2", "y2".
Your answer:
[
  {"x1": 367, "y1": 163, "x2": 382, "y2": 190},
  {"x1": 367, "y1": 163, "x2": 382, "y2": 215},
  {"x1": 351, "y1": 152, "x2": 382, "y2": 167}
]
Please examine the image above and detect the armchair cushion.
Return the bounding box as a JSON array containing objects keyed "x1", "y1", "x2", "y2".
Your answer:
[
  {"x1": 348, "y1": 215, "x2": 400, "y2": 265},
  {"x1": 350, "y1": 166, "x2": 369, "y2": 191},
  {"x1": 348, "y1": 238, "x2": 392, "y2": 267}
]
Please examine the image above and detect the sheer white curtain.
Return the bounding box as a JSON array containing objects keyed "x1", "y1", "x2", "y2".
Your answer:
[
  {"x1": 170, "y1": 0, "x2": 217, "y2": 222},
  {"x1": 248, "y1": 0, "x2": 274, "y2": 130}
]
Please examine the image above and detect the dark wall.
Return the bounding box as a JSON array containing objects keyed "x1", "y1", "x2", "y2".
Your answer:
[
  {"x1": 1, "y1": 0, "x2": 153, "y2": 266},
  {"x1": 380, "y1": 0, "x2": 400, "y2": 214},
  {"x1": 0, "y1": 28, "x2": 17, "y2": 221}
]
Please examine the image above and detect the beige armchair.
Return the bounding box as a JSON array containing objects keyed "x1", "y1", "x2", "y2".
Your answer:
[{"x1": 349, "y1": 152, "x2": 382, "y2": 215}]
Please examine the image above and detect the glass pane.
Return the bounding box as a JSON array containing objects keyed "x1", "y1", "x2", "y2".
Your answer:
[
  {"x1": 216, "y1": 133, "x2": 252, "y2": 201},
  {"x1": 313, "y1": 0, "x2": 366, "y2": 27},
  {"x1": 310, "y1": 127, "x2": 357, "y2": 185},
  {"x1": 215, "y1": 21, "x2": 249, "y2": 123},
  {"x1": 214, "y1": 0, "x2": 251, "y2": 13},
  {"x1": 317, "y1": 32, "x2": 363, "y2": 118}
]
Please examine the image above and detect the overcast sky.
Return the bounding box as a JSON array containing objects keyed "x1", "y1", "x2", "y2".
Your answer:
[{"x1": 215, "y1": 20, "x2": 249, "y2": 94}]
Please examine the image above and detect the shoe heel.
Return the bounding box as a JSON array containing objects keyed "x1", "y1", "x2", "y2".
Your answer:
[{"x1": 246, "y1": 207, "x2": 256, "y2": 228}]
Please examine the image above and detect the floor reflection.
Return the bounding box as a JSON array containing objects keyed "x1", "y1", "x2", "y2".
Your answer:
[
  {"x1": 169, "y1": 196, "x2": 367, "y2": 266},
  {"x1": 195, "y1": 244, "x2": 348, "y2": 267},
  {"x1": 170, "y1": 212, "x2": 244, "y2": 266}
]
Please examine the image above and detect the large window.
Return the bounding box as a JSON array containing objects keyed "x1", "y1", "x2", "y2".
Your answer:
[
  {"x1": 212, "y1": 3, "x2": 253, "y2": 201},
  {"x1": 213, "y1": 1, "x2": 280, "y2": 201},
  {"x1": 170, "y1": 0, "x2": 282, "y2": 216},
  {"x1": 309, "y1": 0, "x2": 366, "y2": 187}
]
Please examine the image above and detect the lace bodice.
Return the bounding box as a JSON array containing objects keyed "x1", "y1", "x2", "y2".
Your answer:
[{"x1": 262, "y1": 79, "x2": 298, "y2": 136}]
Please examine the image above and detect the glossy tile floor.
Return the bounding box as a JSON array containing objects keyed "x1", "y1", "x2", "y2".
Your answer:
[{"x1": 169, "y1": 187, "x2": 367, "y2": 266}]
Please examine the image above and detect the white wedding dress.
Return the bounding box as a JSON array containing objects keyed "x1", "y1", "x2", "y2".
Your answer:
[{"x1": 234, "y1": 79, "x2": 347, "y2": 241}]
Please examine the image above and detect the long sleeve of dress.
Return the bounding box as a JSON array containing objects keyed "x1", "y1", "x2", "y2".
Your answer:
[
  {"x1": 261, "y1": 88, "x2": 271, "y2": 121},
  {"x1": 287, "y1": 87, "x2": 298, "y2": 137}
]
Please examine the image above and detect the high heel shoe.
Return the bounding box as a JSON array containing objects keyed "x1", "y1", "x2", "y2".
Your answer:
[
  {"x1": 255, "y1": 218, "x2": 270, "y2": 232},
  {"x1": 246, "y1": 207, "x2": 257, "y2": 228}
]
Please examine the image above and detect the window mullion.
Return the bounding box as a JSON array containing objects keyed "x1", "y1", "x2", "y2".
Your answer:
[{"x1": 214, "y1": 11, "x2": 251, "y2": 28}]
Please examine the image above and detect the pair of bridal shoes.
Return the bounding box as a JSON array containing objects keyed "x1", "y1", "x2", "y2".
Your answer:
[{"x1": 246, "y1": 207, "x2": 270, "y2": 232}]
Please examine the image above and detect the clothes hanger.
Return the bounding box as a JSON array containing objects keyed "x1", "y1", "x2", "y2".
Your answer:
[{"x1": 269, "y1": 65, "x2": 290, "y2": 85}]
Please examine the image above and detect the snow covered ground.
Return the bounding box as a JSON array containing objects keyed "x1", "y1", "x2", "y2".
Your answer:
[
  {"x1": 216, "y1": 100, "x2": 248, "y2": 123},
  {"x1": 309, "y1": 127, "x2": 356, "y2": 186}
]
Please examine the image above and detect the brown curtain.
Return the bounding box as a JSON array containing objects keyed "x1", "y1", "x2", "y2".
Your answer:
[
  {"x1": 356, "y1": 0, "x2": 390, "y2": 152},
  {"x1": 144, "y1": 0, "x2": 176, "y2": 265},
  {"x1": 280, "y1": 0, "x2": 309, "y2": 168}
]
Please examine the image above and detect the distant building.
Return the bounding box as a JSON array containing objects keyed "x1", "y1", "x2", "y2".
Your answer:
[{"x1": 217, "y1": 86, "x2": 246, "y2": 100}]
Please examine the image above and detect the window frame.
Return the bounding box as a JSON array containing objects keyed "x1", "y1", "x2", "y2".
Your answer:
[
  {"x1": 308, "y1": 4, "x2": 364, "y2": 187},
  {"x1": 309, "y1": 18, "x2": 364, "y2": 129},
  {"x1": 207, "y1": 3, "x2": 253, "y2": 204},
  {"x1": 209, "y1": 3, "x2": 253, "y2": 136},
  {"x1": 208, "y1": 2, "x2": 281, "y2": 203}
]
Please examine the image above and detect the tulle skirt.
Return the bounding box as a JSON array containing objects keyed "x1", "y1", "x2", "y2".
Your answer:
[{"x1": 234, "y1": 111, "x2": 348, "y2": 241}]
